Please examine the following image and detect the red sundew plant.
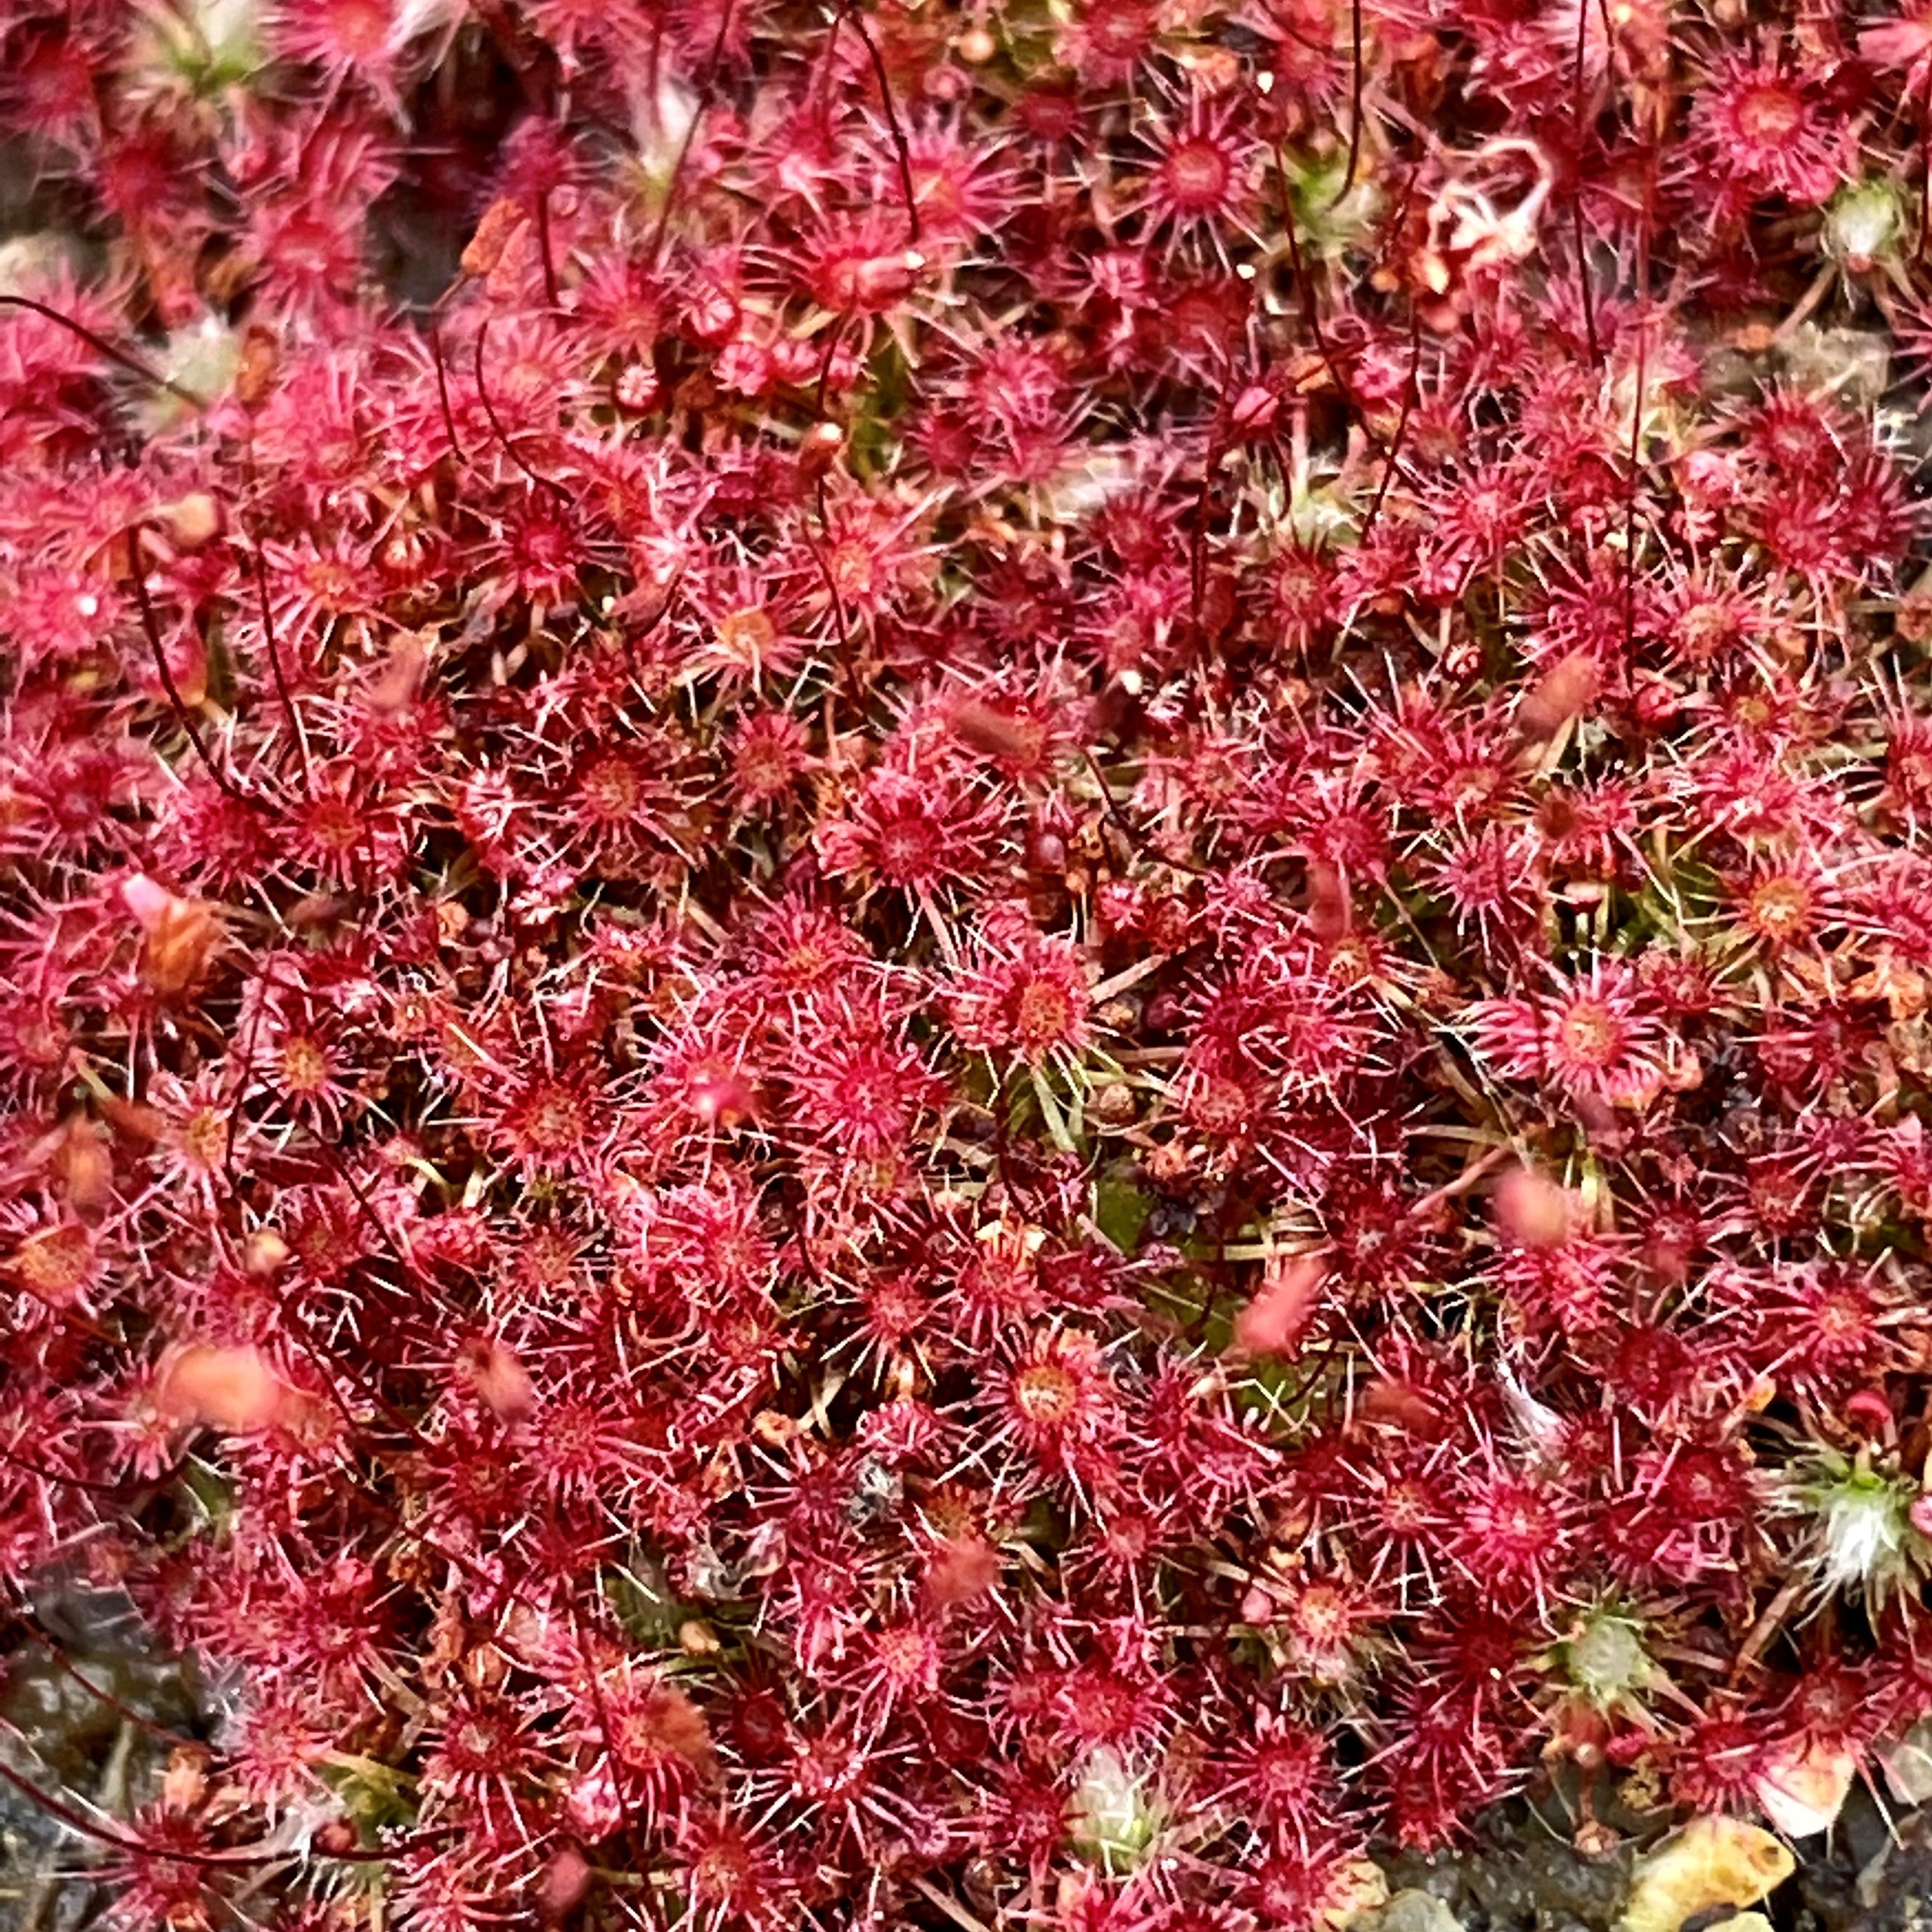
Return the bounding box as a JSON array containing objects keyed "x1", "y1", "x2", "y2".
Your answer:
[{"x1": 8, "y1": 3, "x2": 1932, "y2": 1930}]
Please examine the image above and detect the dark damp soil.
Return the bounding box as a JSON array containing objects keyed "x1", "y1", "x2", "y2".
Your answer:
[
  {"x1": 0, "y1": 1588, "x2": 211, "y2": 1932},
  {"x1": 1378, "y1": 1784, "x2": 1932, "y2": 1932}
]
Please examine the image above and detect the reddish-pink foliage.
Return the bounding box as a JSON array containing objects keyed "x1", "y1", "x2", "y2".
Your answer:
[{"x1": 2, "y1": 3, "x2": 1932, "y2": 1928}]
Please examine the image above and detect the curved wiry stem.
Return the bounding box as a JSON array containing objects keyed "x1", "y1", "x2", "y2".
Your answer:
[
  {"x1": 845, "y1": 1, "x2": 922, "y2": 250},
  {"x1": 128, "y1": 528, "x2": 254, "y2": 809},
  {"x1": 0, "y1": 295, "x2": 206, "y2": 410}
]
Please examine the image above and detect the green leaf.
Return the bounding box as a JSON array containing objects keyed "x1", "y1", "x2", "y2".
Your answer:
[{"x1": 1094, "y1": 1172, "x2": 1154, "y2": 1252}]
